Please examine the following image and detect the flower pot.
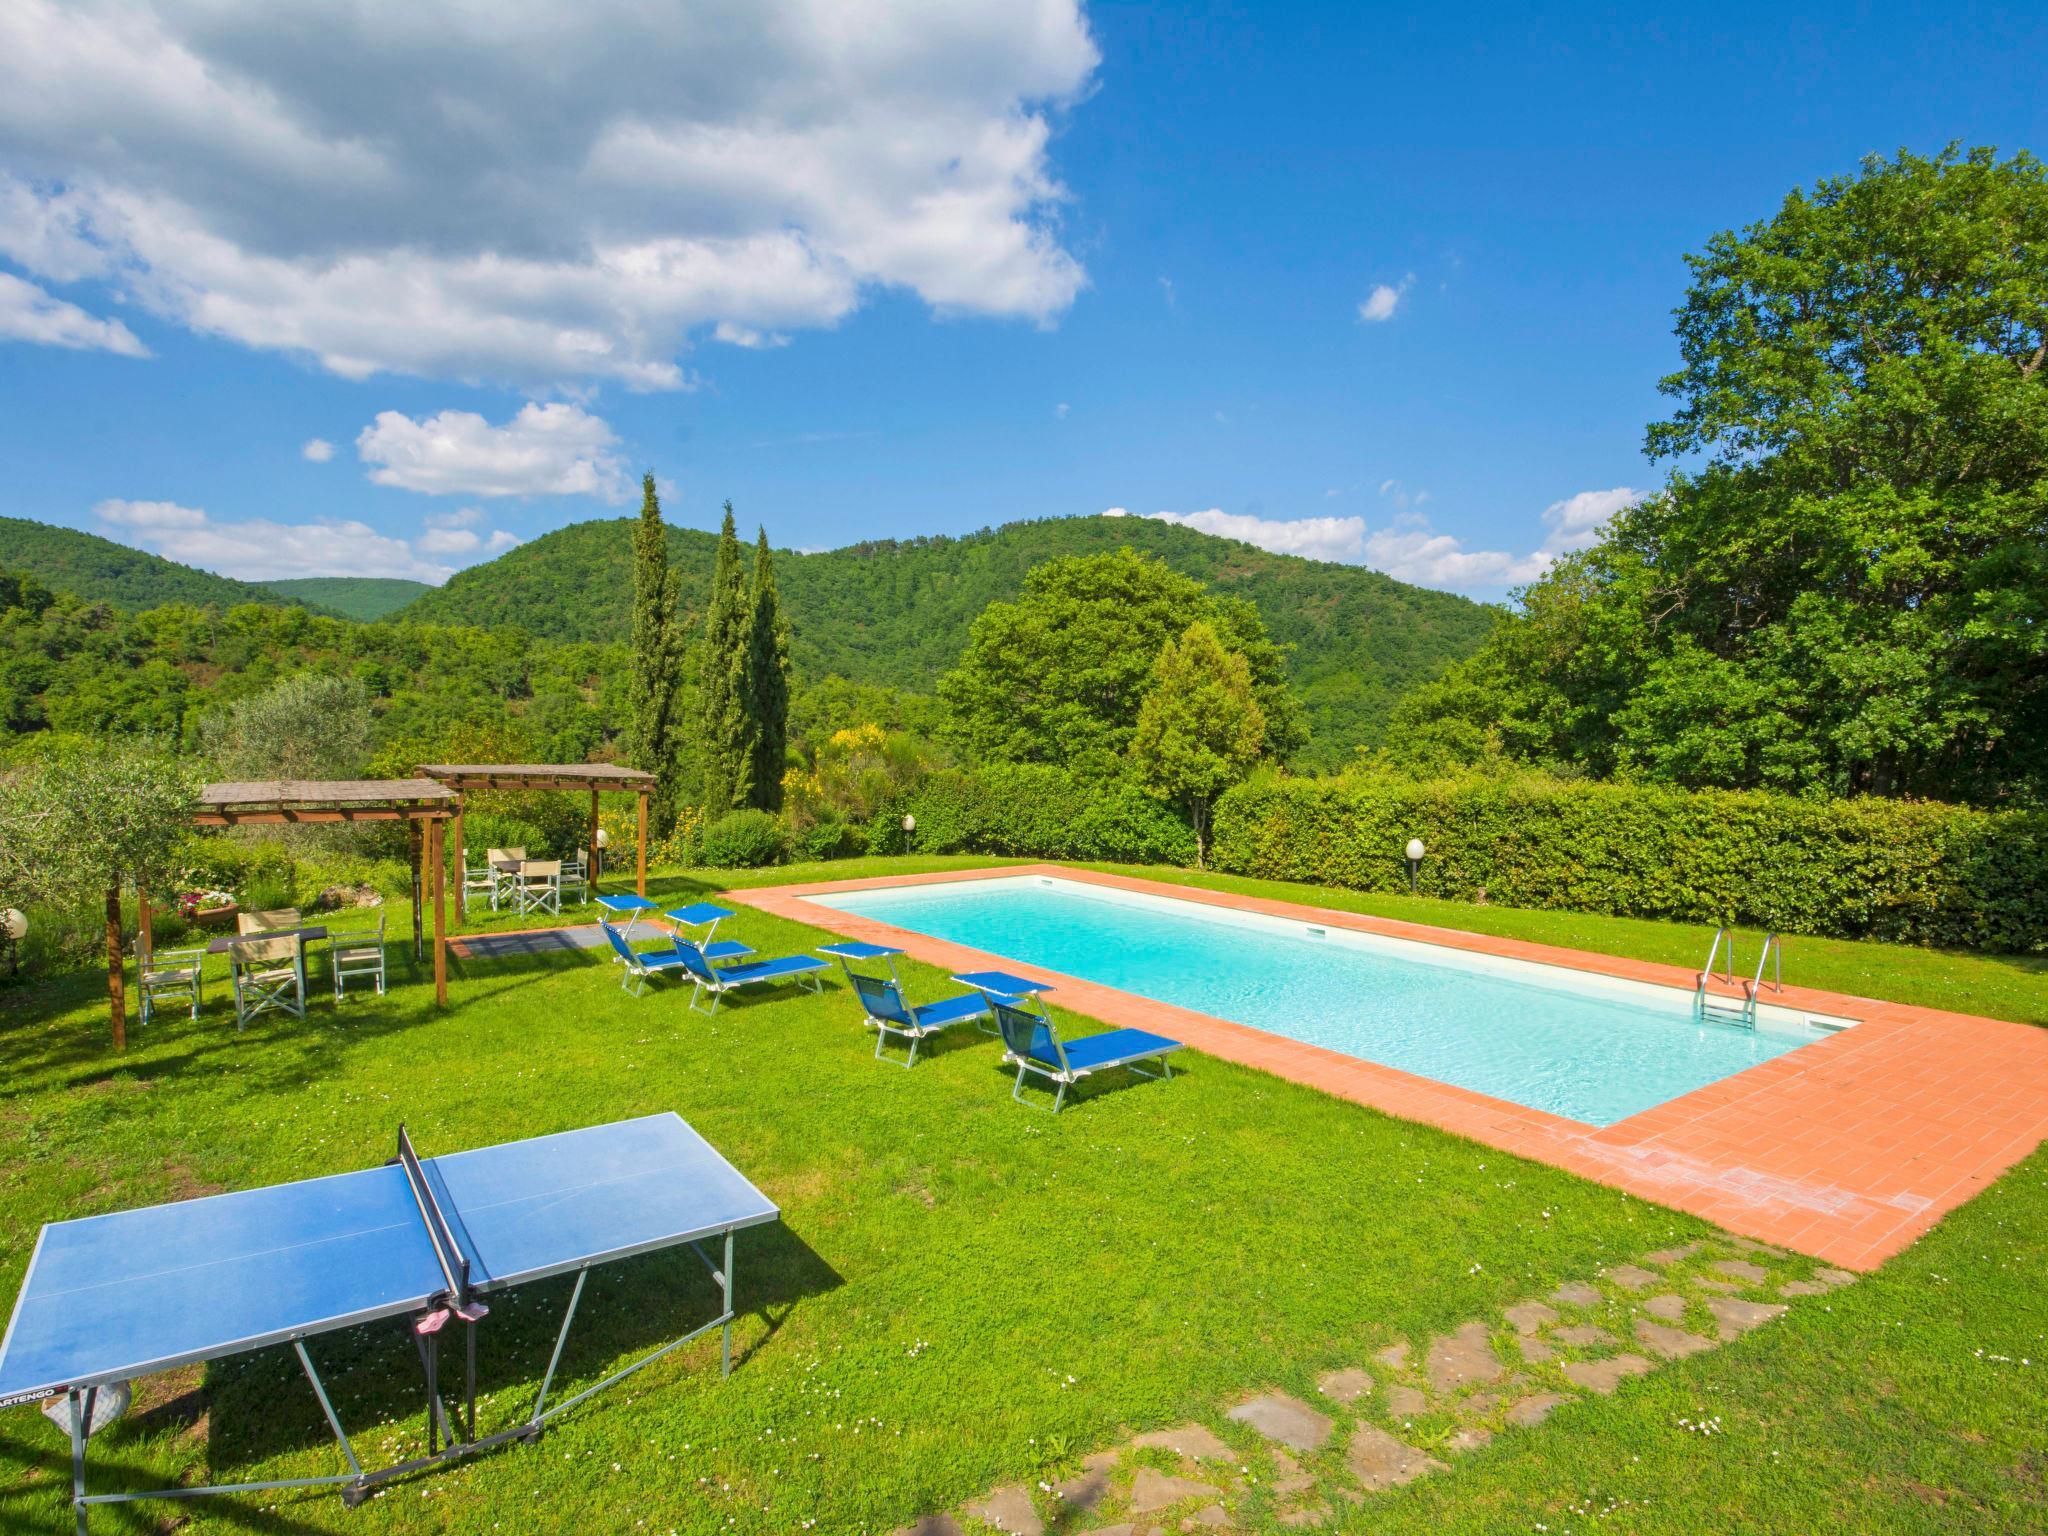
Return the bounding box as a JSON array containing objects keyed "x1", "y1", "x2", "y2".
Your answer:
[{"x1": 194, "y1": 903, "x2": 239, "y2": 930}]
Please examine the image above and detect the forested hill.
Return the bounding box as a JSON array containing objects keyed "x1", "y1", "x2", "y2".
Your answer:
[
  {"x1": 0, "y1": 516, "x2": 328, "y2": 613},
  {"x1": 398, "y1": 514, "x2": 1500, "y2": 764},
  {"x1": 261, "y1": 577, "x2": 432, "y2": 620}
]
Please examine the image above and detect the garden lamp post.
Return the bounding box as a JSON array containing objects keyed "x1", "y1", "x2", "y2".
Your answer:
[
  {"x1": 594, "y1": 825, "x2": 608, "y2": 882},
  {"x1": 1405, "y1": 838, "x2": 1426, "y2": 896},
  {"x1": 902, "y1": 813, "x2": 916, "y2": 857}
]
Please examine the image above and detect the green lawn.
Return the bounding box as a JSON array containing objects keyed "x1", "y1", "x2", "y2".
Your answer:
[{"x1": 0, "y1": 857, "x2": 2042, "y2": 1534}]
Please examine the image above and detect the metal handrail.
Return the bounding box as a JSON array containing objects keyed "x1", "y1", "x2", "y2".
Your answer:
[{"x1": 1752, "y1": 932, "x2": 1782, "y2": 997}]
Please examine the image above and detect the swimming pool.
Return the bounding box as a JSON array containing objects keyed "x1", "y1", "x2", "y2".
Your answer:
[{"x1": 808, "y1": 875, "x2": 1851, "y2": 1126}]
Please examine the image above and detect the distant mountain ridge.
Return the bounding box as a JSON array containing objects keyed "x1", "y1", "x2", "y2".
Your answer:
[
  {"x1": 262, "y1": 577, "x2": 431, "y2": 620},
  {"x1": 0, "y1": 515, "x2": 328, "y2": 613},
  {"x1": 399, "y1": 514, "x2": 1500, "y2": 765}
]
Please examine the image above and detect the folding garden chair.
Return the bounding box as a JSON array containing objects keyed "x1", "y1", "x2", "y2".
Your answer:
[
  {"x1": 326, "y1": 909, "x2": 387, "y2": 1000},
  {"x1": 139, "y1": 945, "x2": 205, "y2": 1025},
  {"x1": 461, "y1": 857, "x2": 498, "y2": 913},
  {"x1": 514, "y1": 859, "x2": 562, "y2": 917},
  {"x1": 485, "y1": 847, "x2": 527, "y2": 910},
  {"x1": 228, "y1": 931, "x2": 306, "y2": 1029},
  {"x1": 558, "y1": 848, "x2": 591, "y2": 906}
]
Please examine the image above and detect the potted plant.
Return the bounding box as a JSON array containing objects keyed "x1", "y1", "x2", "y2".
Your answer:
[{"x1": 179, "y1": 889, "x2": 239, "y2": 929}]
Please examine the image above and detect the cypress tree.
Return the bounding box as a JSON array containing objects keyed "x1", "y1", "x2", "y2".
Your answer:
[
  {"x1": 698, "y1": 502, "x2": 754, "y2": 813},
  {"x1": 628, "y1": 474, "x2": 685, "y2": 823},
  {"x1": 744, "y1": 527, "x2": 791, "y2": 810}
]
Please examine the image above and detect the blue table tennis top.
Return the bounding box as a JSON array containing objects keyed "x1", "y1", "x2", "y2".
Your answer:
[{"x1": 0, "y1": 1113, "x2": 777, "y2": 1405}]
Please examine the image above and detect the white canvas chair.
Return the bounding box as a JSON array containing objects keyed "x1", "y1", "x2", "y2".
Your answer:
[
  {"x1": 326, "y1": 909, "x2": 387, "y2": 1000},
  {"x1": 230, "y1": 910, "x2": 306, "y2": 1029},
  {"x1": 515, "y1": 859, "x2": 562, "y2": 917},
  {"x1": 485, "y1": 847, "x2": 527, "y2": 910},
  {"x1": 558, "y1": 847, "x2": 591, "y2": 906},
  {"x1": 139, "y1": 945, "x2": 205, "y2": 1025},
  {"x1": 462, "y1": 857, "x2": 498, "y2": 913}
]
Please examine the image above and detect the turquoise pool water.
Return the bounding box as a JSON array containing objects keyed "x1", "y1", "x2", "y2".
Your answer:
[{"x1": 809, "y1": 876, "x2": 1843, "y2": 1126}]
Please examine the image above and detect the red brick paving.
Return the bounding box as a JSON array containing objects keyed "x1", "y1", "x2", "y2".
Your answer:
[{"x1": 735, "y1": 863, "x2": 2048, "y2": 1270}]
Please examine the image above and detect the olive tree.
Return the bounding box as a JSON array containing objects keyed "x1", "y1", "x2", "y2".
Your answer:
[{"x1": 0, "y1": 741, "x2": 198, "y2": 1049}]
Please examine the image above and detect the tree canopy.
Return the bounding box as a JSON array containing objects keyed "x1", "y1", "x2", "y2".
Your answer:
[
  {"x1": 1395, "y1": 146, "x2": 2048, "y2": 804},
  {"x1": 1129, "y1": 621, "x2": 1266, "y2": 865},
  {"x1": 939, "y1": 547, "x2": 1306, "y2": 781}
]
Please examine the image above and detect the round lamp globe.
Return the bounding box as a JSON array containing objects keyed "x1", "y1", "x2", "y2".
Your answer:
[{"x1": 1405, "y1": 838, "x2": 1426, "y2": 862}]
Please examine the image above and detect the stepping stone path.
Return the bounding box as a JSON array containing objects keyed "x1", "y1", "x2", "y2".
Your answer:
[
  {"x1": 1606, "y1": 1263, "x2": 1662, "y2": 1291},
  {"x1": 1711, "y1": 1258, "x2": 1770, "y2": 1284},
  {"x1": 1348, "y1": 1425, "x2": 1445, "y2": 1490},
  {"x1": 1562, "y1": 1353, "x2": 1655, "y2": 1394},
  {"x1": 897, "y1": 1234, "x2": 1857, "y2": 1536},
  {"x1": 1634, "y1": 1319, "x2": 1717, "y2": 1360},
  {"x1": 1315, "y1": 1367, "x2": 1373, "y2": 1405},
  {"x1": 1130, "y1": 1423, "x2": 1232, "y2": 1461},
  {"x1": 1425, "y1": 1321, "x2": 1507, "y2": 1391},
  {"x1": 970, "y1": 1486, "x2": 1044, "y2": 1535},
  {"x1": 1228, "y1": 1393, "x2": 1332, "y2": 1452}
]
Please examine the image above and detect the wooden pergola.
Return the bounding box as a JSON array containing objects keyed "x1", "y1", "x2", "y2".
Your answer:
[
  {"x1": 416, "y1": 763, "x2": 654, "y2": 922},
  {"x1": 187, "y1": 779, "x2": 461, "y2": 1006}
]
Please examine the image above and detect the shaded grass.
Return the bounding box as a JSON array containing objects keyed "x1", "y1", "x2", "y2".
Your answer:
[{"x1": 0, "y1": 854, "x2": 2041, "y2": 1534}]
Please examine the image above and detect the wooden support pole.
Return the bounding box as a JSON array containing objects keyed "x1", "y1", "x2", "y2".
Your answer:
[
  {"x1": 452, "y1": 799, "x2": 466, "y2": 924},
  {"x1": 410, "y1": 820, "x2": 424, "y2": 962},
  {"x1": 105, "y1": 886, "x2": 127, "y2": 1052},
  {"x1": 636, "y1": 789, "x2": 648, "y2": 898},
  {"x1": 589, "y1": 788, "x2": 601, "y2": 887},
  {"x1": 136, "y1": 888, "x2": 153, "y2": 971},
  {"x1": 430, "y1": 817, "x2": 448, "y2": 1007}
]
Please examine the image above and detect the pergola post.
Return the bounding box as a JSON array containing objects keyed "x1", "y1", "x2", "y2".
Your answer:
[
  {"x1": 636, "y1": 788, "x2": 648, "y2": 898},
  {"x1": 409, "y1": 821, "x2": 424, "y2": 962},
  {"x1": 429, "y1": 817, "x2": 448, "y2": 1007},
  {"x1": 589, "y1": 789, "x2": 601, "y2": 886},
  {"x1": 104, "y1": 886, "x2": 127, "y2": 1052},
  {"x1": 451, "y1": 798, "x2": 466, "y2": 924}
]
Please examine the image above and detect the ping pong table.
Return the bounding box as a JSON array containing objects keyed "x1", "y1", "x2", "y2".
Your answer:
[{"x1": 0, "y1": 1113, "x2": 779, "y2": 1533}]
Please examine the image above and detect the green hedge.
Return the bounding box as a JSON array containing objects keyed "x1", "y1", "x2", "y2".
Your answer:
[
  {"x1": 872, "y1": 765, "x2": 1198, "y2": 867},
  {"x1": 1210, "y1": 774, "x2": 2048, "y2": 953}
]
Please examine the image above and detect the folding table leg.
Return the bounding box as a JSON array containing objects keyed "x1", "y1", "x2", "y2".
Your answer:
[{"x1": 69, "y1": 1387, "x2": 88, "y2": 1536}]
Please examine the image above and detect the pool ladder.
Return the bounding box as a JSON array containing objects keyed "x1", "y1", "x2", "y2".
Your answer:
[{"x1": 1696, "y1": 928, "x2": 1781, "y2": 1028}]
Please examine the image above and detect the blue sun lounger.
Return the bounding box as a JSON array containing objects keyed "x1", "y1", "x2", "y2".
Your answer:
[
  {"x1": 818, "y1": 942, "x2": 993, "y2": 1067},
  {"x1": 988, "y1": 997, "x2": 1183, "y2": 1112},
  {"x1": 673, "y1": 940, "x2": 828, "y2": 1015}
]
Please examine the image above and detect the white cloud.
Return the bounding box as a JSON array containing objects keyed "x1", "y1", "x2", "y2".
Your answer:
[
  {"x1": 1054, "y1": 402, "x2": 1070, "y2": 420},
  {"x1": 1357, "y1": 274, "x2": 1413, "y2": 323},
  {"x1": 95, "y1": 497, "x2": 206, "y2": 530},
  {"x1": 0, "y1": 269, "x2": 147, "y2": 354},
  {"x1": 1537, "y1": 485, "x2": 1641, "y2": 554},
  {"x1": 0, "y1": 0, "x2": 1098, "y2": 388},
  {"x1": 356, "y1": 403, "x2": 631, "y2": 501},
  {"x1": 1120, "y1": 484, "x2": 1648, "y2": 594},
  {"x1": 94, "y1": 497, "x2": 459, "y2": 583},
  {"x1": 300, "y1": 436, "x2": 334, "y2": 462},
  {"x1": 426, "y1": 506, "x2": 483, "y2": 530},
  {"x1": 1100, "y1": 506, "x2": 1129, "y2": 518},
  {"x1": 1147, "y1": 509, "x2": 1368, "y2": 564}
]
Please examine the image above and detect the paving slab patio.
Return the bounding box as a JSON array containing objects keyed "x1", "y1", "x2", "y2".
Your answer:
[
  {"x1": 1346, "y1": 1425, "x2": 1445, "y2": 1491},
  {"x1": 1228, "y1": 1392, "x2": 1332, "y2": 1452},
  {"x1": 748, "y1": 863, "x2": 2048, "y2": 1268}
]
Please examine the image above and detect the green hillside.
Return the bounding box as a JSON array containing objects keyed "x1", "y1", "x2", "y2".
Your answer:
[
  {"x1": 262, "y1": 576, "x2": 431, "y2": 620},
  {"x1": 0, "y1": 515, "x2": 318, "y2": 613},
  {"x1": 398, "y1": 515, "x2": 1500, "y2": 764}
]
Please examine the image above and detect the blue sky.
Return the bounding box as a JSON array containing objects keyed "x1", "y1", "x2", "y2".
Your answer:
[{"x1": 0, "y1": 2, "x2": 2043, "y2": 595}]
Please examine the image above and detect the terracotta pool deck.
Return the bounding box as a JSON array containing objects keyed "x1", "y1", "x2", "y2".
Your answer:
[{"x1": 734, "y1": 863, "x2": 2048, "y2": 1272}]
